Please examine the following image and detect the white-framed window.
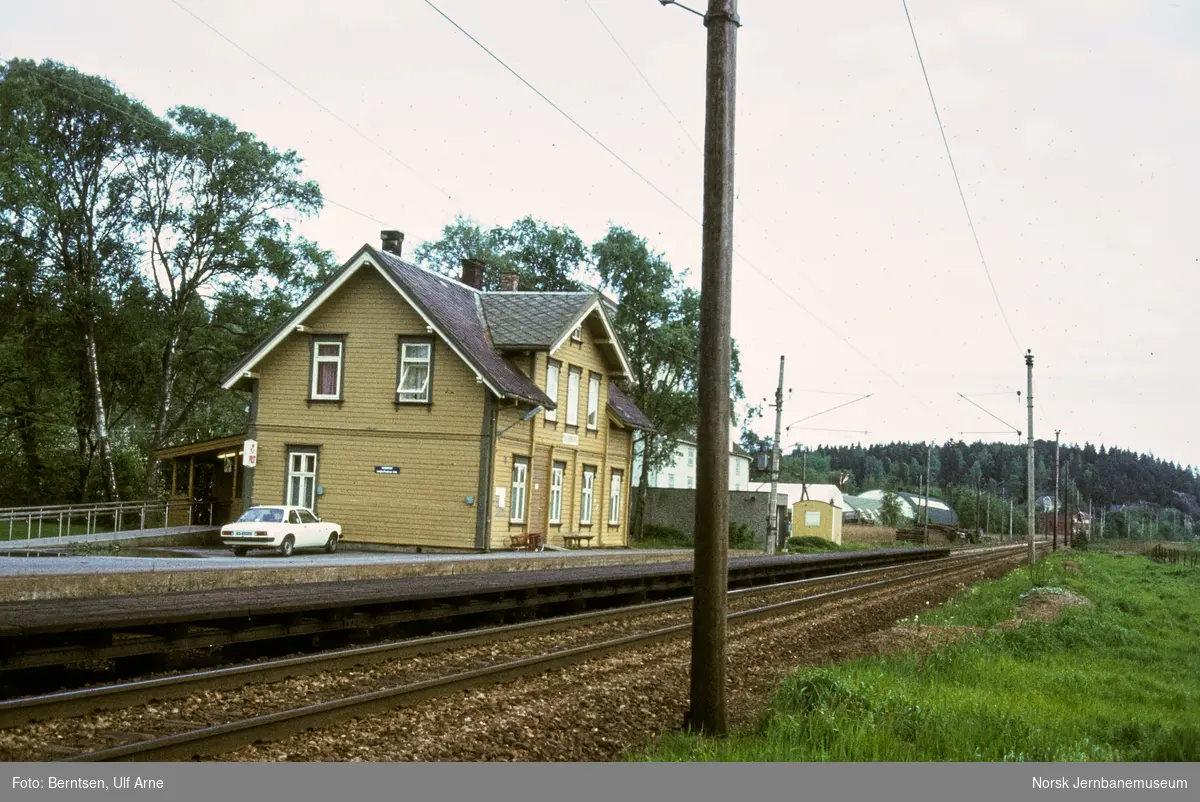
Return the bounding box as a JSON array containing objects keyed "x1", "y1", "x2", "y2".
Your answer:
[
  {"x1": 687, "y1": 476, "x2": 694, "y2": 489},
  {"x1": 668, "y1": 473, "x2": 675, "y2": 488},
  {"x1": 397, "y1": 339, "x2": 432, "y2": 403},
  {"x1": 510, "y1": 457, "x2": 528, "y2": 523},
  {"x1": 566, "y1": 368, "x2": 581, "y2": 426},
  {"x1": 586, "y1": 374, "x2": 600, "y2": 430},
  {"x1": 545, "y1": 362, "x2": 560, "y2": 422},
  {"x1": 609, "y1": 470, "x2": 623, "y2": 525},
  {"x1": 311, "y1": 340, "x2": 342, "y2": 400},
  {"x1": 736, "y1": 460, "x2": 742, "y2": 476},
  {"x1": 287, "y1": 450, "x2": 318, "y2": 509},
  {"x1": 550, "y1": 461, "x2": 565, "y2": 524},
  {"x1": 688, "y1": 447, "x2": 695, "y2": 467},
  {"x1": 805, "y1": 510, "x2": 821, "y2": 527},
  {"x1": 580, "y1": 467, "x2": 595, "y2": 525},
  {"x1": 571, "y1": 325, "x2": 583, "y2": 342}
]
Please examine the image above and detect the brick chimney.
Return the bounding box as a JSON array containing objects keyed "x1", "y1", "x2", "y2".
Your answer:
[
  {"x1": 380, "y1": 230, "x2": 404, "y2": 257},
  {"x1": 460, "y1": 257, "x2": 485, "y2": 290},
  {"x1": 499, "y1": 273, "x2": 520, "y2": 292}
]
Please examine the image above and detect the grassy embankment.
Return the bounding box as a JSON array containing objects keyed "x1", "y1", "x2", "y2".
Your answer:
[{"x1": 634, "y1": 549, "x2": 1200, "y2": 761}]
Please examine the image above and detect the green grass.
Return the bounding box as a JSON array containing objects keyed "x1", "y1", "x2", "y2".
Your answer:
[
  {"x1": 1, "y1": 520, "x2": 115, "y2": 542},
  {"x1": 633, "y1": 551, "x2": 1200, "y2": 762}
]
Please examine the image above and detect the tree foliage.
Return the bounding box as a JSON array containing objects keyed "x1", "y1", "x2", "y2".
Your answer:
[{"x1": 0, "y1": 60, "x2": 331, "y2": 505}]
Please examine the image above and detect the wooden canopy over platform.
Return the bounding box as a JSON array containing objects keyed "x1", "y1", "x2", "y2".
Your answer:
[{"x1": 153, "y1": 433, "x2": 249, "y2": 527}]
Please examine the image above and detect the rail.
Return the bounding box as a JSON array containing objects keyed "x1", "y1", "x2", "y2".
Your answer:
[
  {"x1": 58, "y1": 547, "x2": 1027, "y2": 761},
  {"x1": 0, "y1": 545, "x2": 1032, "y2": 736},
  {"x1": 0, "y1": 499, "x2": 215, "y2": 544}
]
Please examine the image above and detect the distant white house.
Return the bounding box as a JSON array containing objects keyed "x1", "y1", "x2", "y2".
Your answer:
[{"x1": 633, "y1": 437, "x2": 753, "y2": 491}]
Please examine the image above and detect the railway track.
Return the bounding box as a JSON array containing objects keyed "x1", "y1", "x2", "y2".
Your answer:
[
  {"x1": 0, "y1": 547, "x2": 950, "y2": 676},
  {"x1": 0, "y1": 544, "x2": 1032, "y2": 762}
]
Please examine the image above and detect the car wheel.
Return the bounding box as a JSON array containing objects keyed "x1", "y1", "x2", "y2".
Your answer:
[
  {"x1": 279, "y1": 535, "x2": 295, "y2": 558},
  {"x1": 233, "y1": 547, "x2": 248, "y2": 557},
  {"x1": 325, "y1": 533, "x2": 339, "y2": 554}
]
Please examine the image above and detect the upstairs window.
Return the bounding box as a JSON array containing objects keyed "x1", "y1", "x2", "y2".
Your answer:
[
  {"x1": 311, "y1": 340, "x2": 343, "y2": 400},
  {"x1": 397, "y1": 339, "x2": 433, "y2": 403},
  {"x1": 571, "y1": 325, "x2": 583, "y2": 343},
  {"x1": 545, "y1": 362, "x2": 560, "y2": 422},
  {"x1": 587, "y1": 374, "x2": 600, "y2": 430},
  {"x1": 566, "y1": 367, "x2": 581, "y2": 427}
]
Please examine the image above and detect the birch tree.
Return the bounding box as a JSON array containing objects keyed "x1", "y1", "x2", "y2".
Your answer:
[
  {"x1": 129, "y1": 106, "x2": 324, "y2": 493},
  {"x1": 0, "y1": 59, "x2": 155, "y2": 501}
]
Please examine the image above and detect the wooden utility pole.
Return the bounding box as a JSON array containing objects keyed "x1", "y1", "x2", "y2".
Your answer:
[
  {"x1": 766, "y1": 356, "x2": 784, "y2": 555},
  {"x1": 1025, "y1": 351, "x2": 1035, "y2": 564},
  {"x1": 687, "y1": 0, "x2": 739, "y2": 737},
  {"x1": 1053, "y1": 430, "x2": 1061, "y2": 552}
]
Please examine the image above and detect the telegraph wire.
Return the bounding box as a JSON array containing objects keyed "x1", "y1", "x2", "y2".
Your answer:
[
  {"x1": 424, "y1": 3, "x2": 951, "y2": 427},
  {"x1": 580, "y1": 0, "x2": 701, "y2": 153},
  {"x1": 0, "y1": 61, "x2": 397, "y2": 230},
  {"x1": 900, "y1": 0, "x2": 1020, "y2": 351},
  {"x1": 169, "y1": 0, "x2": 456, "y2": 204}
]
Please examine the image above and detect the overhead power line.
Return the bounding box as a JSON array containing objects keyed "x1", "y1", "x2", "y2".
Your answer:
[
  {"x1": 169, "y1": 0, "x2": 456, "y2": 204},
  {"x1": 956, "y1": 393, "x2": 1021, "y2": 435},
  {"x1": 785, "y1": 394, "x2": 874, "y2": 431},
  {"x1": 3, "y1": 62, "x2": 396, "y2": 230},
  {"x1": 580, "y1": 0, "x2": 701, "y2": 153},
  {"x1": 900, "y1": 0, "x2": 1020, "y2": 351},
  {"x1": 421, "y1": 2, "x2": 953, "y2": 434}
]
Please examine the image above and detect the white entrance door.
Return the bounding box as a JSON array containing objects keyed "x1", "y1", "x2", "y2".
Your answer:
[{"x1": 287, "y1": 451, "x2": 318, "y2": 510}]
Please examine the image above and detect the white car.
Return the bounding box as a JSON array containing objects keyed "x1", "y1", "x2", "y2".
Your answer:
[{"x1": 220, "y1": 505, "x2": 341, "y2": 557}]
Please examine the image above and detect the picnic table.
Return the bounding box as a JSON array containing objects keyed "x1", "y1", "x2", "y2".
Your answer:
[{"x1": 562, "y1": 533, "x2": 595, "y2": 549}]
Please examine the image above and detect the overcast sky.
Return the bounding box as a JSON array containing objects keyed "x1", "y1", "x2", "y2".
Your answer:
[{"x1": 4, "y1": 0, "x2": 1197, "y2": 467}]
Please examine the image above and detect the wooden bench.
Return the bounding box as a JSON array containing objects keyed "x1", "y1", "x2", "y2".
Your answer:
[
  {"x1": 562, "y1": 533, "x2": 595, "y2": 549},
  {"x1": 508, "y1": 532, "x2": 545, "y2": 552}
]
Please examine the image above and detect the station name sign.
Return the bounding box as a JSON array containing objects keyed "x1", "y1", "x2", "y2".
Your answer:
[{"x1": 374, "y1": 466, "x2": 401, "y2": 475}]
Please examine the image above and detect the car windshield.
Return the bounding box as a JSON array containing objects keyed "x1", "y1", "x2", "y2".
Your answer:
[{"x1": 237, "y1": 508, "x2": 284, "y2": 523}]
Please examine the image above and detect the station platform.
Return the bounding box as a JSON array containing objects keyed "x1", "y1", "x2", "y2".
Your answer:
[{"x1": 0, "y1": 545, "x2": 710, "y2": 603}]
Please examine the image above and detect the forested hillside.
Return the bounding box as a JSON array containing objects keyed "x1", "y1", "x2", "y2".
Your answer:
[{"x1": 743, "y1": 434, "x2": 1200, "y2": 524}]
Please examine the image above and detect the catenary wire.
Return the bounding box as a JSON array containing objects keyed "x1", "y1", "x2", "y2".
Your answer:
[
  {"x1": 423, "y1": 1, "x2": 955, "y2": 435},
  {"x1": 169, "y1": 0, "x2": 456, "y2": 204},
  {"x1": 0, "y1": 60, "x2": 397, "y2": 230}
]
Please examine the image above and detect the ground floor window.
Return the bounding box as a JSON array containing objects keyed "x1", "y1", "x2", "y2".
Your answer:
[
  {"x1": 580, "y1": 466, "x2": 596, "y2": 525},
  {"x1": 805, "y1": 510, "x2": 821, "y2": 527},
  {"x1": 287, "y1": 449, "x2": 318, "y2": 509},
  {"x1": 609, "y1": 470, "x2": 623, "y2": 525},
  {"x1": 511, "y1": 457, "x2": 529, "y2": 523},
  {"x1": 550, "y1": 461, "x2": 565, "y2": 524}
]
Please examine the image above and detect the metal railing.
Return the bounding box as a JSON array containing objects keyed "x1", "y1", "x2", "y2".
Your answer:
[{"x1": 0, "y1": 499, "x2": 216, "y2": 545}]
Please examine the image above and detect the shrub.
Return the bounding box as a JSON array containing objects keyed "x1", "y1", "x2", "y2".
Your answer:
[
  {"x1": 787, "y1": 535, "x2": 842, "y2": 552},
  {"x1": 640, "y1": 524, "x2": 690, "y2": 548},
  {"x1": 729, "y1": 522, "x2": 757, "y2": 549}
]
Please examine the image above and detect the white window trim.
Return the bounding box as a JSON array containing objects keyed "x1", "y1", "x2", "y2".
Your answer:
[
  {"x1": 287, "y1": 450, "x2": 318, "y2": 509},
  {"x1": 397, "y1": 340, "x2": 432, "y2": 403},
  {"x1": 510, "y1": 458, "x2": 528, "y2": 523},
  {"x1": 580, "y1": 468, "x2": 595, "y2": 525},
  {"x1": 566, "y1": 368, "x2": 581, "y2": 427},
  {"x1": 586, "y1": 374, "x2": 600, "y2": 430},
  {"x1": 571, "y1": 325, "x2": 583, "y2": 342},
  {"x1": 608, "y1": 471, "x2": 622, "y2": 525},
  {"x1": 687, "y1": 447, "x2": 695, "y2": 467},
  {"x1": 311, "y1": 340, "x2": 342, "y2": 400},
  {"x1": 545, "y1": 362, "x2": 560, "y2": 422},
  {"x1": 549, "y1": 462, "x2": 564, "y2": 524}
]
